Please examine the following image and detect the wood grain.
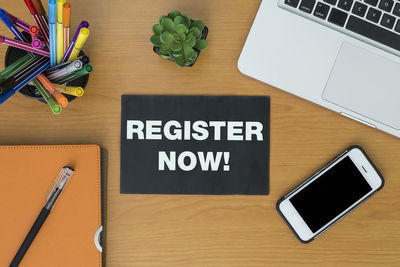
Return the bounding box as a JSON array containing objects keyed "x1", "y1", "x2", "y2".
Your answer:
[{"x1": 0, "y1": 0, "x2": 399, "y2": 266}]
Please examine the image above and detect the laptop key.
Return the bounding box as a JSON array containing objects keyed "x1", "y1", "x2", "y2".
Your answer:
[
  {"x1": 381, "y1": 13, "x2": 396, "y2": 28},
  {"x1": 395, "y1": 20, "x2": 400, "y2": 32},
  {"x1": 393, "y1": 3, "x2": 400, "y2": 16},
  {"x1": 285, "y1": 0, "x2": 300, "y2": 8},
  {"x1": 366, "y1": 7, "x2": 382, "y2": 22},
  {"x1": 365, "y1": 0, "x2": 378, "y2": 6},
  {"x1": 352, "y1": 2, "x2": 368, "y2": 17},
  {"x1": 328, "y1": 8, "x2": 348, "y2": 26},
  {"x1": 299, "y1": 0, "x2": 316, "y2": 13},
  {"x1": 338, "y1": 0, "x2": 353, "y2": 11},
  {"x1": 346, "y1": 15, "x2": 400, "y2": 52},
  {"x1": 378, "y1": 0, "x2": 394, "y2": 12},
  {"x1": 323, "y1": 0, "x2": 337, "y2": 5},
  {"x1": 314, "y1": 2, "x2": 330, "y2": 19}
]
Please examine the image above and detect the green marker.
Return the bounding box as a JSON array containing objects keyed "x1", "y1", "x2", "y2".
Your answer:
[
  {"x1": 0, "y1": 54, "x2": 31, "y2": 82},
  {"x1": 32, "y1": 79, "x2": 62, "y2": 114},
  {"x1": 55, "y1": 63, "x2": 93, "y2": 84}
]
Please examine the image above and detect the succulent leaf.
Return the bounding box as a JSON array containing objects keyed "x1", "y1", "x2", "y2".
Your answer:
[
  {"x1": 172, "y1": 50, "x2": 184, "y2": 57},
  {"x1": 168, "y1": 10, "x2": 182, "y2": 20},
  {"x1": 174, "y1": 56, "x2": 185, "y2": 67},
  {"x1": 152, "y1": 24, "x2": 162, "y2": 35},
  {"x1": 159, "y1": 43, "x2": 171, "y2": 55},
  {"x1": 183, "y1": 44, "x2": 196, "y2": 59},
  {"x1": 174, "y1": 16, "x2": 185, "y2": 26},
  {"x1": 160, "y1": 31, "x2": 174, "y2": 44},
  {"x1": 158, "y1": 15, "x2": 168, "y2": 25},
  {"x1": 150, "y1": 35, "x2": 162, "y2": 47},
  {"x1": 194, "y1": 39, "x2": 208, "y2": 50},
  {"x1": 191, "y1": 20, "x2": 204, "y2": 32},
  {"x1": 171, "y1": 43, "x2": 182, "y2": 52},
  {"x1": 189, "y1": 27, "x2": 201, "y2": 39},
  {"x1": 184, "y1": 35, "x2": 196, "y2": 47},
  {"x1": 182, "y1": 15, "x2": 191, "y2": 28},
  {"x1": 161, "y1": 18, "x2": 175, "y2": 33},
  {"x1": 176, "y1": 24, "x2": 187, "y2": 34}
]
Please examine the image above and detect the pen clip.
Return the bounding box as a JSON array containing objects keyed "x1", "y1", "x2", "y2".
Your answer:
[{"x1": 45, "y1": 167, "x2": 67, "y2": 201}]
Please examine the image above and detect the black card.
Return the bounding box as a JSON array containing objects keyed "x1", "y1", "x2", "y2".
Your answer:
[{"x1": 121, "y1": 95, "x2": 270, "y2": 195}]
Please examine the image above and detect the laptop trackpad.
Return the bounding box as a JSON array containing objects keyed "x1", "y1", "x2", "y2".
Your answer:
[{"x1": 322, "y1": 42, "x2": 400, "y2": 130}]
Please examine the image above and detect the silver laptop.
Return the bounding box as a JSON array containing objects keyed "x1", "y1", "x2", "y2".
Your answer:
[{"x1": 238, "y1": 0, "x2": 400, "y2": 138}]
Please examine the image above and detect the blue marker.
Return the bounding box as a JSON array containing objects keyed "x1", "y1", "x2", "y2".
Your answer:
[
  {"x1": 0, "y1": 59, "x2": 50, "y2": 105},
  {"x1": 0, "y1": 9, "x2": 34, "y2": 58},
  {"x1": 49, "y1": 0, "x2": 57, "y2": 67}
]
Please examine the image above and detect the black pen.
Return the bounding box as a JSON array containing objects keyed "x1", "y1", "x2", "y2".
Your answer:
[{"x1": 10, "y1": 166, "x2": 74, "y2": 267}]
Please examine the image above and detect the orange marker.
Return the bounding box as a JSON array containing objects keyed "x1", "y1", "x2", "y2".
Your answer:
[
  {"x1": 36, "y1": 74, "x2": 68, "y2": 107},
  {"x1": 63, "y1": 3, "x2": 71, "y2": 52}
]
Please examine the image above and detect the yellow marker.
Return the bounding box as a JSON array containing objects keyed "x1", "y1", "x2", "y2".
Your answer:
[
  {"x1": 53, "y1": 84, "x2": 84, "y2": 97},
  {"x1": 68, "y1": 28, "x2": 89, "y2": 61},
  {"x1": 56, "y1": 0, "x2": 65, "y2": 64}
]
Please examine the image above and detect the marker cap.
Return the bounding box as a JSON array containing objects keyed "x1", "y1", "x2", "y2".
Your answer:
[
  {"x1": 0, "y1": 35, "x2": 4, "y2": 43},
  {"x1": 85, "y1": 64, "x2": 93, "y2": 73},
  {"x1": 30, "y1": 25, "x2": 38, "y2": 34},
  {"x1": 63, "y1": 3, "x2": 71, "y2": 27},
  {"x1": 32, "y1": 0, "x2": 46, "y2": 16},
  {"x1": 75, "y1": 87, "x2": 84, "y2": 97},
  {"x1": 32, "y1": 39, "x2": 42, "y2": 48},
  {"x1": 48, "y1": 0, "x2": 57, "y2": 23},
  {"x1": 57, "y1": 0, "x2": 65, "y2": 22},
  {"x1": 75, "y1": 28, "x2": 89, "y2": 49},
  {"x1": 0, "y1": 9, "x2": 14, "y2": 29},
  {"x1": 23, "y1": 0, "x2": 37, "y2": 15}
]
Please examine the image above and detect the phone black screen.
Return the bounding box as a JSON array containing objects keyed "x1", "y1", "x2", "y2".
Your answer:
[{"x1": 289, "y1": 156, "x2": 372, "y2": 233}]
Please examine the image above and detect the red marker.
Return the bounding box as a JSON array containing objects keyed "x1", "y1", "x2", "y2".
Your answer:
[
  {"x1": 29, "y1": 25, "x2": 38, "y2": 40},
  {"x1": 23, "y1": 0, "x2": 49, "y2": 46}
]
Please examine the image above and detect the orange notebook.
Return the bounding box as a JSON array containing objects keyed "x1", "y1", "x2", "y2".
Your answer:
[{"x1": 0, "y1": 145, "x2": 106, "y2": 267}]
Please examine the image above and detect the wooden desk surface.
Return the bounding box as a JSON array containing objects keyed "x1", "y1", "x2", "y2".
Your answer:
[{"x1": 0, "y1": 0, "x2": 399, "y2": 266}]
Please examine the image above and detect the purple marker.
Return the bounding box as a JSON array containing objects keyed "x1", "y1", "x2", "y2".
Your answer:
[
  {"x1": 61, "y1": 20, "x2": 89, "y2": 63},
  {"x1": 6, "y1": 11, "x2": 43, "y2": 39}
]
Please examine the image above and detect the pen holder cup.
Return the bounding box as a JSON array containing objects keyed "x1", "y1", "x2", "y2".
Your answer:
[{"x1": 4, "y1": 45, "x2": 89, "y2": 104}]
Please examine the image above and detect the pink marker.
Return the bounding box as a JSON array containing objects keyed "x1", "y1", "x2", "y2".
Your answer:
[
  {"x1": 0, "y1": 35, "x2": 49, "y2": 57},
  {"x1": 32, "y1": 39, "x2": 45, "y2": 49}
]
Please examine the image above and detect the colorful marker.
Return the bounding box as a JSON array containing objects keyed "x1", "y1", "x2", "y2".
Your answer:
[
  {"x1": 0, "y1": 36, "x2": 49, "y2": 57},
  {"x1": 0, "y1": 9, "x2": 32, "y2": 55},
  {"x1": 56, "y1": 0, "x2": 65, "y2": 64},
  {"x1": 47, "y1": 60, "x2": 82, "y2": 81},
  {"x1": 6, "y1": 12, "x2": 36, "y2": 36},
  {"x1": 63, "y1": 2, "x2": 71, "y2": 52},
  {"x1": 23, "y1": 0, "x2": 49, "y2": 46},
  {"x1": 0, "y1": 56, "x2": 47, "y2": 93},
  {"x1": 53, "y1": 84, "x2": 84, "y2": 97},
  {"x1": 32, "y1": 39, "x2": 46, "y2": 49},
  {"x1": 0, "y1": 59, "x2": 50, "y2": 104},
  {"x1": 68, "y1": 28, "x2": 89, "y2": 61},
  {"x1": 45, "y1": 56, "x2": 89, "y2": 75},
  {"x1": 32, "y1": 79, "x2": 61, "y2": 114},
  {"x1": 49, "y1": 0, "x2": 57, "y2": 66},
  {"x1": 0, "y1": 56, "x2": 42, "y2": 86},
  {"x1": 32, "y1": 0, "x2": 48, "y2": 28},
  {"x1": 29, "y1": 25, "x2": 39, "y2": 40},
  {"x1": 0, "y1": 9, "x2": 58, "y2": 110},
  {"x1": 0, "y1": 54, "x2": 31, "y2": 82},
  {"x1": 36, "y1": 73, "x2": 68, "y2": 107},
  {"x1": 61, "y1": 20, "x2": 89, "y2": 63},
  {"x1": 56, "y1": 63, "x2": 92, "y2": 84}
]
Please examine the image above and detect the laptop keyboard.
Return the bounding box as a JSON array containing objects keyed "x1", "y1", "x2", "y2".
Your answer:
[{"x1": 280, "y1": 0, "x2": 400, "y2": 54}]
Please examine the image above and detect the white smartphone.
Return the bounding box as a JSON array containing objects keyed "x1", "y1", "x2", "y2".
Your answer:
[{"x1": 277, "y1": 146, "x2": 384, "y2": 243}]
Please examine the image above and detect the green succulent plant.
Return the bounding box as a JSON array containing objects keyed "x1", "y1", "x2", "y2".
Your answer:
[{"x1": 150, "y1": 10, "x2": 208, "y2": 67}]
